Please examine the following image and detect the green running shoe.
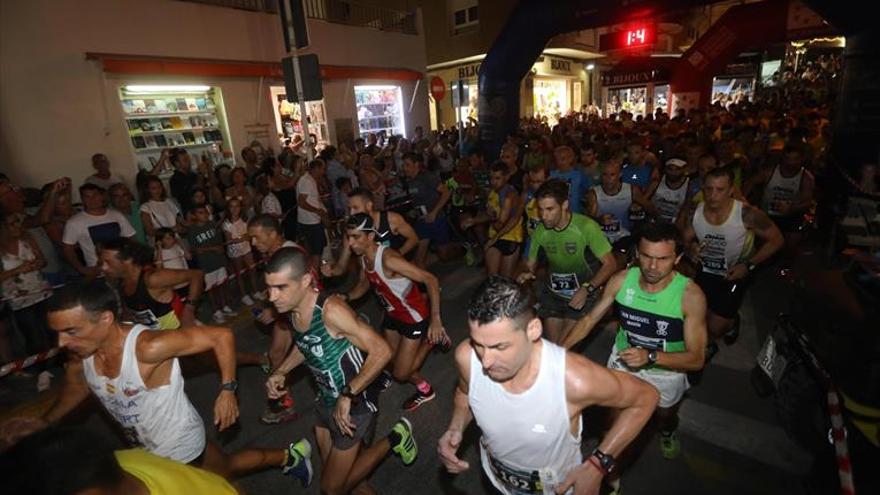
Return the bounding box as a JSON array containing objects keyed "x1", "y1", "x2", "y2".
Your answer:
[
  {"x1": 282, "y1": 439, "x2": 313, "y2": 486},
  {"x1": 389, "y1": 417, "x2": 418, "y2": 466},
  {"x1": 660, "y1": 431, "x2": 680, "y2": 459}
]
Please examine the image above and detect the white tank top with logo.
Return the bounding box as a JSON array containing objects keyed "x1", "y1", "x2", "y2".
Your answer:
[
  {"x1": 652, "y1": 177, "x2": 689, "y2": 223},
  {"x1": 593, "y1": 183, "x2": 632, "y2": 243},
  {"x1": 761, "y1": 166, "x2": 803, "y2": 217},
  {"x1": 693, "y1": 200, "x2": 752, "y2": 276},
  {"x1": 82, "y1": 325, "x2": 205, "y2": 463},
  {"x1": 469, "y1": 340, "x2": 582, "y2": 495}
]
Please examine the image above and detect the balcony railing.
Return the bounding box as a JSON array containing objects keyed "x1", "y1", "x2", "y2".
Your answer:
[{"x1": 177, "y1": 0, "x2": 418, "y2": 34}]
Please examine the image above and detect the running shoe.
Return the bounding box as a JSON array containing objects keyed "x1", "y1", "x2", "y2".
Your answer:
[
  {"x1": 659, "y1": 431, "x2": 680, "y2": 459},
  {"x1": 389, "y1": 418, "x2": 418, "y2": 466},
  {"x1": 260, "y1": 395, "x2": 299, "y2": 424},
  {"x1": 282, "y1": 439, "x2": 313, "y2": 486},
  {"x1": 212, "y1": 310, "x2": 227, "y2": 323},
  {"x1": 241, "y1": 295, "x2": 255, "y2": 306},
  {"x1": 402, "y1": 386, "x2": 435, "y2": 411},
  {"x1": 222, "y1": 305, "x2": 236, "y2": 315},
  {"x1": 377, "y1": 370, "x2": 394, "y2": 392}
]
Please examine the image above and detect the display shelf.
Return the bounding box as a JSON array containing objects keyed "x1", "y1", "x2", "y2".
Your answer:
[
  {"x1": 125, "y1": 111, "x2": 214, "y2": 120},
  {"x1": 133, "y1": 142, "x2": 219, "y2": 154},
  {"x1": 129, "y1": 126, "x2": 219, "y2": 137}
]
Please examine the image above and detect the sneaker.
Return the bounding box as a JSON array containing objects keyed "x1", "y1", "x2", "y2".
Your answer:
[
  {"x1": 253, "y1": 290, "x2": 267, "y2": 301},
  {"x1": 402, "y1": 386, "x2": 435, "y2": 411},
  {"x1": 659, "y1": 431, "x2": 681, "y2": 459},
  {"x1": 212, "y1": 310, "x2": 227, "y2": 323},
  {"x1": 222, "y1": 305, "x2": 236, "y2": 315},
  {"x1": 378, "y1": 370, "x2": 394, "y2": 392},
  {"x1": 389, "y1": 418, "x2": 418, "y2": 466},
  {"x1": 241, "y1": 295, "x2": 256, "y2": 306},
  {"x1": 282, "y1": 439, "x2": 313, "y2": 487},
  {"x1": 723, "y1": 314, "x2": 741, "y2": 346},
  {"x1": 260, "y1": 395, "x2": 299, "y2": 425},
  {"x1": 464, "y1": 244, "x2": 476, "y2": 266}
]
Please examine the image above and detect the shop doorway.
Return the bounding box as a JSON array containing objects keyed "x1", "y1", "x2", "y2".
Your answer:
[
  {"x1": 533, "y1": 78, "x2": 568, "y2": 125},
  {"x1": 354, "y1": 85, "x2": 406, "y2": 138},
  {"x1": 607, "y1": 86, "x2": 647, "y2": 118}
]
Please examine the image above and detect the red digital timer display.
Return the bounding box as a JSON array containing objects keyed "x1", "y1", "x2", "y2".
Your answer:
[{"x1": 599, "y1": 24, "x2": 656, "y2": 51}]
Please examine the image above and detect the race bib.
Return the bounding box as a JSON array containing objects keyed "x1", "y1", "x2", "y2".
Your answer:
[
  {"x1": 629, "y1": 206, "x2": 646, "y2": 222},
  {"x1": 626, "y1": 331, "x2": 665, "y2": 351},
  {"x1": 131, "y1": 309, "x2": 160, "y2": 329},
  {"x1": 309, "y1": 366, "x2": 338, "y2": 397},
  {"x1": 527, "y1": 217, "x2": 540, "y2": 234},
  {"x1": 374, "y1": 290, "x2": 396, "y2": 312},
  {"x1": 489, "y1": 455, "x2": 543, "y2": 494},
  {"x1": 601, "y1": 218, "x2": 621, "y2": 233},
  {"x1": 701, "y1": 256, "x2": 727, "y2": 275},
  {"x1": 549, "y1": 273, "x2": 579, "y2": 297}
]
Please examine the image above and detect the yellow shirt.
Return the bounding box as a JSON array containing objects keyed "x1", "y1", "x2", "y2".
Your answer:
[
  {"x1": 487, "y1": 185, "x2": 524, "y2": 243},
  {"x1": 115, "y1": 449, "x2": 238, "y2": 495}
]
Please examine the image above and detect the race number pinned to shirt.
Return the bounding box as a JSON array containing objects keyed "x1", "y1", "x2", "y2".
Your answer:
[{"x1": 549, "y1": 273, "x2": 579, "y2": 298}]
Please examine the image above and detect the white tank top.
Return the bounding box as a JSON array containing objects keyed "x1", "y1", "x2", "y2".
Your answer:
[
  {"x1": 652, "y1": 176, "x2": 689, "y2": 223},
  {"x1": 82, "y1": 325, "x2": 205, "y2": 463},
  {"x1": 761, "y1": 166, "x2": 803, "y2": 217},
  {"x1": 693, "y1": 200, "x2": 751, "y2": 276},
  {"x1": 470, "y1": 340, "x2": 582, "y2": 495},
  {"x1": 593, "y1": 183, "x2": 632, "y2": 242}
]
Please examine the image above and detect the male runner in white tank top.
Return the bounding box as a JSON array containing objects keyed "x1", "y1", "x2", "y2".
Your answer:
[
  {"x1": 1, "y1": 280, "x2": 313, "y2": 487},
  {"x1": 438, "y1": 276, "x2": 658, "y2": 495},
  {"x1": 682, "y1": 167, "x2": 782, "y2": 353}
]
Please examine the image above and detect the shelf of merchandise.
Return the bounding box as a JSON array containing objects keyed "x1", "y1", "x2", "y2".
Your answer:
[
  {"x1": 124, "y1": 111, "x2": 215, "y2": 120},
  {"x1": 129, "y1": 126, "x2": 220, "y2": 137},
  {"x1": 133, "y1": 142, "x2": 220, "y2": 154}
]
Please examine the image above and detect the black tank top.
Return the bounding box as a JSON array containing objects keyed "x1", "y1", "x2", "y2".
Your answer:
[
  {"x1": 374, "y1": 211, "x2": 406, "y2": 251},
  {"x1": 123, "y1": 269, "x2": 175, "y2": 329}
]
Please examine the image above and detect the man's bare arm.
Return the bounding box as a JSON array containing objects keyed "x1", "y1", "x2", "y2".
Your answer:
[
  {"x1": 43, "y1": 359, "x2": 91, "y2": 424},
  {"x1": 562, "y1": 269, "x2": 626, "y2": 349},
  {"x1": 138, "y1": 326, "x2": 236, "y2": 386},
  {"x1": 742, "y1": 205, "x2": 784, "y2": 265},
  {"x1": 323, "y1": 296, "x2": 391, "y2": 395},
  {"x1": 388, "y1": 211, "x2": 419, "y2": 256}
]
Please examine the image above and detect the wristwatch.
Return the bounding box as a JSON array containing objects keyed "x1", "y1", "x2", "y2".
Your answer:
[
  {"x1": 220, "y1": 380, "x2": 238, "y2": 393},
  {"x1": 591, "y1": 448, "x2": 616, "y2": 474},
  {"x1": 581, "y1": 282, "x2": 598, "y2": 296},
  {"x1": 647, "y1": 349, "x2": 658, "y2": 365},
  {"x1": 339, "y1": 385, "x2": 357, "y2": 399}
]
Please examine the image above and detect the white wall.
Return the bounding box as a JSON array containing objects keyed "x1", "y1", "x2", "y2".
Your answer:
[{"x1": 0, "y1": 0, "x2": 428, "y2": 189}]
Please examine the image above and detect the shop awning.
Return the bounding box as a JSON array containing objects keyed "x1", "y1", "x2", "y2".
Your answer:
[{"x1": 85, "y1": 52, "x2": 423, "y2": 81}]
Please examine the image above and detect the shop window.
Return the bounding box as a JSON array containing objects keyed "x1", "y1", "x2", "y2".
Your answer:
[
  {"x1": 354, "y1": 85, "x2": 406, "y2": 139},
  {"x1": 119, "y1": 85, "x2": 233, "y2": 173},
  {"x1": 269, "y1": 86, "x2": 328, "y2": 149}
]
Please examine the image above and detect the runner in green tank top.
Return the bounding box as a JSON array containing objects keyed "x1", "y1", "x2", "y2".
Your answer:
[
  {"x1": 517, "y1": 179, "x2": 617, "y2": 345},
  {"x1": 562, "y1": 223, "x2": 708, "y2": 490},
  {"x1": 264, "y1": 247, "x2": 419, "y2": 494}
]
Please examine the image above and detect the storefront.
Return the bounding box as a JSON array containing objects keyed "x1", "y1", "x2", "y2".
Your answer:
[
  {"x1": 269, "y1": 86, "x2": 328, "y2": 147},
  {"x1": 119, "y1": 84, "x2": 235, "y2": 172},
  {"x1": 353, "y1": 85, "x2": 406, "y2": 139},
  {"x1": 600, "y1": 68, "x2": 670, "y2": 118},
  {"x1": 426, "y1": 54, "x2": 589, "y2": 130}
]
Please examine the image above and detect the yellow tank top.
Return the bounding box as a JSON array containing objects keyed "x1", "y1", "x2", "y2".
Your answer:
[
  {"x1": 115, "y1": 449, "x2": 239, "y2": 494},
  {"x1": 488, "y1": 185, "x2": 524, "y2": 243}
]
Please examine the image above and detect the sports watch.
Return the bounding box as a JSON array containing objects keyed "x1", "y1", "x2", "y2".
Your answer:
[
  {"x1": 591, "y1": 448, "x2": 616, "y2": 474},
  {"x1": 647, "y1": 349, "x2": 658, "y2": 365},
  {"x1": 220, "y1": 380, "x2": 238, "y2": 393},
  {"x1": 340, "y1": 385, "x2": 357, "y2": 399}
]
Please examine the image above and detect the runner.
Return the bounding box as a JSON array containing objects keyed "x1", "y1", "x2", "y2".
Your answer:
[
  {"x1": 100, "y1": 238, "x2": 202, "y2": 330},
  {"x1": 0, "y1": 280, "x2": 312, "y2": 485},
  {"x1": 682, "y1": 167, "x2": 783, "y2": 351},
  {"x1": 247, "y1": 214, "x2": 303, "y2": 424},
  {"x1": 343, "y1": 213, "x2": 450, "y2": 411},
  {"x1": 562, "y1": 222, "x2": 708, "y2": 479},
  {"x1": 264, "y1": 247, "x2": 418, "y2": 494},
  {"x1": 647, "y1": 158, "x2": 691, "y2": 224},
  {"x1": 438, "y1": 276, "x2": 658, "y2": 495},
  {"x1": 517, "y1": 179, "x2": 617, "y2": 344},
  {"x1": 586, "y1": 161, "x2": 649, "y2": 247},
  {"x1": 463, "y1": 161, "x2": 524, "y2": 277}
]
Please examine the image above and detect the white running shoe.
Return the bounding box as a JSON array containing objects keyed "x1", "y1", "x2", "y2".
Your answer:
[
  {"x1": 241, "y1": 295, "x2": 255, "y2": 306},
  {"x1": 222, "y1": 305, "x2": 236, "y2": 315},
  {"x1": 213, "y1": 310, "x2": 227, "y2": 323}
]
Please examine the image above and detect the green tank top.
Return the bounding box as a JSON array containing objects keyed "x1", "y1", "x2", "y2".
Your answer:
[
  {"x1": 614, "y1": 268, "x2": 688, "y2": 372},
  {"x1": 292, "y1": 294, "x2": 377, "y2": 412},
  {"x1": 528, "y1": 213, "x2": 612, "y2": 300}
]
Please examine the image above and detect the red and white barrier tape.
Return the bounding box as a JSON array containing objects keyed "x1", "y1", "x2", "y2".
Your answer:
[
  {"x1": 827, "y1": 391, "x2": 857, "y2": 495},
  {"x1": 0, "y1": 347, "x2": 62, "y2": 378}
]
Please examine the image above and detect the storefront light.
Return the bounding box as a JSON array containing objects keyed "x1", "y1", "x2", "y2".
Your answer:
[
  {"x1": 586, "y1": 63, "x2": 595, "y2": 71},
  {"x1": 352, "y1": 85, "x2": 399, "y2": 91},
  {"x1": 124, "y1": 85, "x2": 211, "y2": 94}
]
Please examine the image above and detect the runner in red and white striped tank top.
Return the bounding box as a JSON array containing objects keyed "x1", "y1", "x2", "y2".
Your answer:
[{"x1": 363, "y1": 244, "x2": 428, "y2": 324}]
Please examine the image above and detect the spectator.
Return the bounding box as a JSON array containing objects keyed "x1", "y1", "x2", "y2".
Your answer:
[
  {"x1": 108, "y1": 183, "x2": 146, "y2": 244},
  {"x1": 168, "y1": 148, "x2": 204, "y2": 212},
  {"x1": 186, "y1": 204, "x2": 234, "y2": 323},
  {"x1": 62, "y1": 183, "x2": 135, "y2": 278},
  {"x1": 296, "y1": 159, "x2": 330, "y2": 266},
  {"x1": 84, "y1": 153, "x2": 125, "y2": 191},
  {"x1": 240, "y1": 146, "x2": 261, "y2": 181},
  {"x1": 224, "y1": 167, "x2": 256, "y2": 219},
  {"x1": 154, "y1": 227, "x2": 192, "y2": 298},
  {"x1": 255, "y1": 174, "x2": 283, "y2": 218},
  {"x1": 222, "y1": 198, "x2": 259, "y2": 307},
  {"x1": 139, "y1": 176, "x2": 184, "y2": 241},
  {"x1": 0, "y1": 210, "x2": 54, "y2": 361}
]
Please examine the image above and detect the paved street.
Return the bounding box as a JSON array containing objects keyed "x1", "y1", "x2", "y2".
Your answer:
[{"x1": 0, "y1": 260, "x2": 814, "y2": 494}]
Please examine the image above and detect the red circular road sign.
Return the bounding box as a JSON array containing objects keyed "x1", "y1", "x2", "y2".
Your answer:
[{"x1": 430, "y1": 76, "x2": 446, "y2": 101}]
